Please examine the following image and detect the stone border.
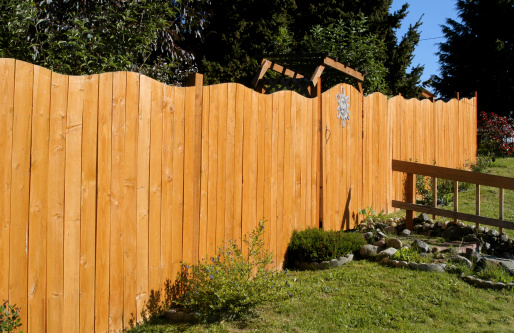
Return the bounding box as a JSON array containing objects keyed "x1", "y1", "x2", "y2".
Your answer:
[
  {"x1": 294, "y1": 254, "x2": 354, "y2": 270},
  {"x1": 380, "y1": 258, "x2": 514, "y2": 290},
  {"x1": 459, "y1": 273, "x2": 514, "y2": 290},
  {"x1": 380, "y1": 257, "x2": 446, "y2": 272}
]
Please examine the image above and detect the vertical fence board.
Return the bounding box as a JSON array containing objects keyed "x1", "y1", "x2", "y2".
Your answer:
[
  {"x1": 233, "y1": 85, "x2": 244, "y2": 243},
  {"x1": 149, "y1": 79, "x2": 163, "y2": 292},
  {"x1": 294, "y1": 94, "x2": 303, "y2": 231},
  {"x1": 109, "y1": 72, "x2": 126, "y2": 332},
  {"x1": 161, "y1": 85, "x2": 174, "y2": 283},
  {"x1": 276, "y1": 92, "x2": 285, "y2": 267},
  {"x1": 28, "y1": 65, "x2": 51, "y2": 332},
  {"x1": 63, "y1": 75, "x2": 84, "y2": 333},
  {"x1": 47, "y1": 71, "x2": 68, "y2": 333},
  {"x1": 171, "y1": 87, "x2": 184, "y2": 276},
  {"x1": 270, "y1": 94, "x2": 279, "y2": 266},
  {"x1": 136, "y1": 75, "x2": 151, "y2": 322},
  {"x1": 263, "y1": 93, "x2": 273, "y2": 256},
  {"x1": 79, "y1": 75, "x2": 99, "y2": 333},
  {"x1": 225, "y1": 84, "x2": 236, "y2": 242},
  {"x1": 206, "y1": 86, "x2": 218, "y2": 256},
  {"x1": 122, "y1": 72, "x2": 139, "y2": 328},
  {"x1": 0, "y1": 59, "x2": 14, "y2": 303},
  {"x1": 95, "y1": 73, "x2": 112, "y2": 332},
  {"x1": 216, "y1": 85, "x2": 227, "y2": 247},
  {"x1": 199, "y1": 87, "x2": 210, "y2": 258},
  {"x1": 9, "y1": 61, "x2": 33, "y2": 330},
  {"x1": 184, "y1": 84, "x2": 198, "y2": 264},
  {"x1": 257, "y1": 90, "x2": 266, "y2": 223}
]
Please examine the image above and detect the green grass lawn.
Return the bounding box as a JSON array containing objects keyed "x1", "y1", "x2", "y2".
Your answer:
[
  {"x1": 129, "y1": 260, "x2": 514, "y2": 333},
  {"x1": 129, "y1": 157, "x2": 514, "y2": 333}
]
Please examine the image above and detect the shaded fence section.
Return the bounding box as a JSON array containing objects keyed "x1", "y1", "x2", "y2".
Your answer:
[{"x1": 0, "y1": 59, "x2": 475, "y2": 332}]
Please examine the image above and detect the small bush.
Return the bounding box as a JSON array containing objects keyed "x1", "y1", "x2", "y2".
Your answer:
[
  {"x1": 287, "y1": 228, "x2": 365, "y2": 263},
  {"x1": 170, "y1": 220, "x2": 283, "y2": 323},
  {"x1": 392, "y1": 247, "x2": 432, "y2": 263},
  {"x1": 0, "y1": 300, "x2": 22, "y2": 333}
]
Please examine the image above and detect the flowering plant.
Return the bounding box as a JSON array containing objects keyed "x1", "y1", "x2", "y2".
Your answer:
[{"x1": 477, "y1": 111, "x2": 514, "y2": 157}]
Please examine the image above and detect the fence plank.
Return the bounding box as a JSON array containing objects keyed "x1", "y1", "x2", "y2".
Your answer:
[
  {"x1": 263, "y1": 93, "x2": 273, "y2": 257},
  {"x1": 184, "y1": 84, "x2": 199, "y2": 264},
  {"x1": 136, "y1": 75, "x2": 151, "y2": 322},
  {"x1": 109, "y1": 72, "x2": 126, "y2": 332},
  {"x1": 233, "y1": 85, "x2": 244, "y2": 243},
  {"x1": 95, "y1": 72, "x2": 112, "y2": 332},
  {"x1": 28, "y1": 65, "x2": 51, "y2": 332},
  {"x1": 63, "y1": 74, "x2": 84, "y2": 333},
  {"x1": 257, "y1": 89, "x2": 266, "y2": 224},
  {"x1": 161, "y1": 84, "x2": 174, "y2": 283},
  {"x1": 79, "y1": 74, "x2": 99, "y2": 333},
  {"x1": 270, "y1": 93, "x2": 279, "y2": 266},
  {"x1": 207, "y1": 86, "x2": 218, "y2": 256},
  {"x1": 225, "y1": 84, "x2": 236, "y2": 242},
  {"x1": 47, "y1": 71, "x2": 68, "y2": 333},
  {"x1": 122, "y1": 72, "x2": 139, "y2": 328},
  {"x1": 199, "y1": 86, "x2": 210, "y2": 258},
  {"x1": 9, "y1": 61, "x2": 33, "y2": 330},
  {"x1": 216, "y1": 84, "x2": 227, "y2": 247},
  {"x1": 171, "y1": 86, "x2": 184, "y2": 277},
  {"x1": 0, "y1": 58, "x2": 14, "y2": 303},
  {"x1": 276, "y1": 92, "x2": 285, "y2": 267}
]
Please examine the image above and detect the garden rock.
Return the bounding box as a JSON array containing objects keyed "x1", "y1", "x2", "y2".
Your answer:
[
  {"x1": 400, "y1": 229, "x2": 411, "y2": 236},
  {"x1": 386, "y1": 238, "x2": 403, "y2": 249},
  {"x1": 451, "y1": 255, "x2": 473, "y2": 268},
  {"x1": 442, "y1": 225, "x2": 462, "y2": 241},
  {"x1": 376, "y1": 247, "x2": 397, "y2": 261},
  {"x1": 360, "y1": 244, "x2": 379, "y2": 258},
  {"x1": 363, "y1": 232, "x2": 374, "y2": 241},
  {"x1": 500, "y1": 234, "x2": 509, "y2": 243},
  {"x1": 374, "y1": 239, "x2": 386, "y2": 248},
  {"x1": 377, "y1": 231, "x2": 387, "y2": 240},
  {"x1": 487, "y1": 229, "x2": 500, "y2": 237},
  {"x1": 384, "y1": 226, "x2": 397, "y2": 235},
  {"x1": 412, "y1": 239, "x2": 431, "y2": 253}
]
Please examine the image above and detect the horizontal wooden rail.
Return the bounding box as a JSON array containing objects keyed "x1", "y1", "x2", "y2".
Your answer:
[
  {"x1": 392, "y1": 160, "x2": 514, "y2": 231},
  {"x1": 392, "y1": 160, "x2": 514, "y2": 190}
]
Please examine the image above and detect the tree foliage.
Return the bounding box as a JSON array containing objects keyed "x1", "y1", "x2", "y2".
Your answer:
[
  {"x1": 432, "y1": 0, "x2": 514, "y2": 116},
  {"x1": 194, "y1": 0, "x2": 423, "y2": 96},
  {"x1": 302, "y1": 16, "x2": 388, "y2": 94},
  {"x1": 0, "y1": 0, "x2": 209, "y2": 84}
]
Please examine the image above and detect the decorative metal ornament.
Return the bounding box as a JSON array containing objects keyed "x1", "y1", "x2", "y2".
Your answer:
[{"x1": 336, "y1": 86, "x2": 350, "y2": 128}]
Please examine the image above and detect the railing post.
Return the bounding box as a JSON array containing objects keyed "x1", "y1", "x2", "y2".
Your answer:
[
  {"x1": 406, "y1": 172, "x2": 415, "y2": 230},
  {"x1": 432, "y1": 177, "x2": 438, "y2": 220},
  {"x1": 499, "y1": 188, "x2": 504, "y2": 234},
  {"x1": 454, "y1": 180, "x2": 459, "y2": 223},
  {"x1": 476, "y1": 184, "x2": 481, "y2": 229}
]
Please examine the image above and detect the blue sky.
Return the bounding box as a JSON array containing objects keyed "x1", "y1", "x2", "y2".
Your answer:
[{"x1": 390, "y1": 1, "x2": 460, "y2": 86}]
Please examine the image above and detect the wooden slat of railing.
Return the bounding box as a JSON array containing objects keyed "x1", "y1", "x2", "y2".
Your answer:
[
  {"x1": 392, "y1": 201, "x2": 514, "y2": 230},
  {"x1": 392, "y1": 159, "x2": 514, "y2": 190}
]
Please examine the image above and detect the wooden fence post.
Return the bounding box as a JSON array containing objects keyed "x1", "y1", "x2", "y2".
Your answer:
[
  {"x1": 406, "y1": 173, "x2": 415, "y2": 230},
  {"x1": 317, "y1": 77, "x2": 323, "y2": 228}
]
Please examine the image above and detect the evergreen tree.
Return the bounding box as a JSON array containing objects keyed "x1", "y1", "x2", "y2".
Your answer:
[
  {"x1": 195, "y1": 0, "x2": 423, "y2": 96},
  {"x1": 432, "y1": 0, "x2": 514, "y2": 116}
]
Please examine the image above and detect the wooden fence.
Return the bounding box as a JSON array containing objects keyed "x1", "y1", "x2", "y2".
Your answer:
[{"x1": 0, "y1": 59, "x2": 476, "y2": 332}]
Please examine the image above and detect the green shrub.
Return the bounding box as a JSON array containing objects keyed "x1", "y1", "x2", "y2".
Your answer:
[
  {"x1": 170, "y1": 220, "x2": 283, "y2": 323},
  {"x1": 0, "y1": 300, "x2": 22, "y2": 333},
  {"x1": 287, "y1": 228, "x2": 366, "y2": 263}
]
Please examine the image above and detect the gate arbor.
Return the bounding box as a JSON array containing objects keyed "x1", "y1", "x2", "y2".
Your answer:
[{"x1": 252, "y1": 54, "x2": 366, "y2": 229}]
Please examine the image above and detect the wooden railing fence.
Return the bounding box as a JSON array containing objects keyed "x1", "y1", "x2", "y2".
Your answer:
[
  {"x1": 392, "y1": 159, "x2": 514, "y2": 231},
  {"x1": 0, "y1": 59, "x2": 477, "y2": 332}
]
